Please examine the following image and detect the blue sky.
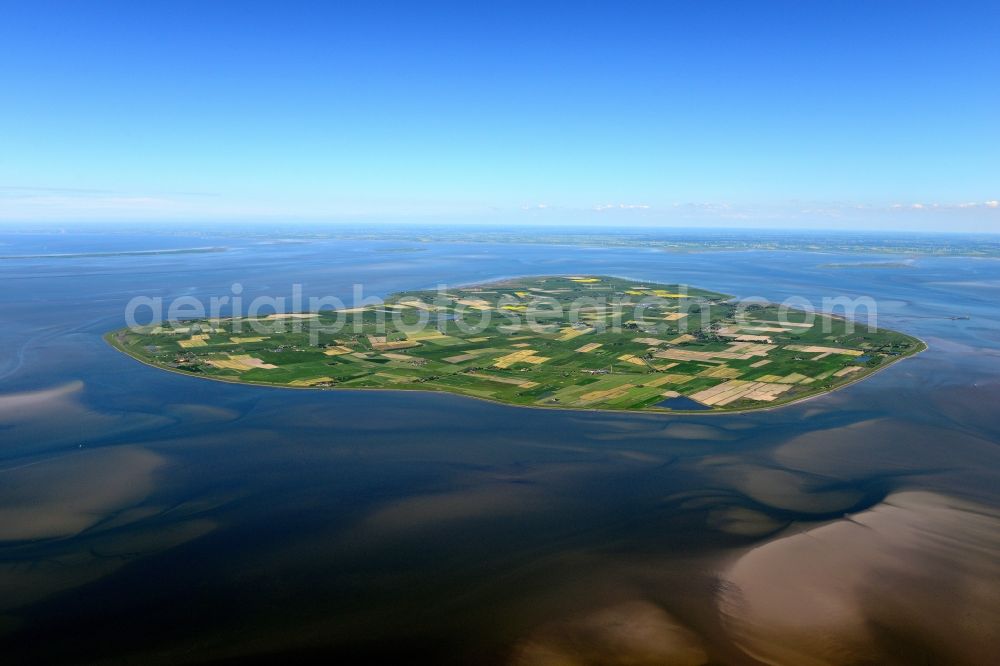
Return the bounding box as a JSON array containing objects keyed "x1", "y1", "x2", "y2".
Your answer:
[{"x1": 1, "y1": 1, "x2": 998, "y2": 230}]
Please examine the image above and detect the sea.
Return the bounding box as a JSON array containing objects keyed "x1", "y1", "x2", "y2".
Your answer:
[{"x1": 1, "y1": 226, "x2": 998, "y2": 664}]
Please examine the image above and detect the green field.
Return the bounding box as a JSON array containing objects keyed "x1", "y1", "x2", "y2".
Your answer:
[{"x1": 106, "y1": 275, "x2": 925, "y2": 413}]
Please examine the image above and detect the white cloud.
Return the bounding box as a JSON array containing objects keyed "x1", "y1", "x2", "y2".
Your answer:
[
  {"x1": 593, "y1": 203, "x2": 650, "y2": 211},
  {"x1": 888, "y1": 201, "x2": 999, "y2": 212}
]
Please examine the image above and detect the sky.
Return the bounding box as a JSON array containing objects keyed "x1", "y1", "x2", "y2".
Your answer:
[{"x1": 1, "y1": 1, "x2": 998, "y2": 231}]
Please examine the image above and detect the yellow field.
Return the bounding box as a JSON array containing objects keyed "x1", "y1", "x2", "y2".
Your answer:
[
  {"x1": 207, "y1": 354, "x2": 277, "y2": 371},
  {"x1": 699, "y1": 365, "x2": 743, "y2": 379},
  {"x1": 373, "y1": 340, "x2": 421, "y2": 351},
  {"x1": 785, "y1": 344, "x2": 864, "y2": 356},
  {"x1": 775, "y1": 373, "x2": 809, "y2": 384},
  {"x1": 739, "y1": 325, "x2": 791, "y2": 333},
  {"x1": 756, "y1": 320, "x2": 812, "y2": 328},
  {"x1": 493, "y1": 349, "x2": 550, "y2": 368},
  {"x1": 732, "y1": 334, "x2": 773, "y2": 343},
  {"x1": 456, "y1": 298, "x2": 493, "y2": 310},
  {"x1": 375, "y1": 372, "x2": 418, "y2": 383},
  {"x1": 756, "y1": 374, "x2": 783, "y2": 383},
  {"x1": 556, "y1": 327, "x2": 588, "y2": 341},
  {"x1": 579, "y1": 383, "x2": 635, "y2": 403},
  {"x1": 756, "y1": 372, "x2": 810, "y2": 384},
  {"x1": 406, "y1": 330, "x2": 451, "y2": 340},
  {"x1": 653, "y1": 349, "x2": 723, "y2": 362},
  {"x1": 443, "y1": 353, "x2": 479, "y2": 363},
  {"x1": 230, "y1": 336, "x2": 267, "y2": 343},
  {"x1": 178, "y1": 334, "x2": 210, "y2": 348},
  {"x1": 727, "y1": 342, "x2": 775, "y2": 355},
  {"x1": 689, "y1": 380, "x2": 792, "y2": 406},
  {"x1": 575, "y1": 342, "x2": 603, "y2": 353},
  {"x1": 397, "y1": 299, "x2": 436, "y2": 311},
  {"x1": 655, "y1": 373, "x2": 695, "y2": 385},
  {"x1": 653, "y1": 340, "x2": 774, "y2": 363},
  {"x1": 323, "y1": 345, "x2": 354, "y2": 356},
  {"x1": 289, "y1": 376, "x2": 334, "y2": 387},
  {"x1": 642, "y1": 375, "x2": 680, "y2": 387},
  {"x1": 466, "y1": 373, "x2": 539, "y2": 389},
  {"x1": 381, "y1": 352, "x2": 416, "y2": 361}
]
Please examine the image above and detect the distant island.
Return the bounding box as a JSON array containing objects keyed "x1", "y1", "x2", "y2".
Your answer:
[{"x1": 107, "y1": 276, "x2": 925, "y2": 412}]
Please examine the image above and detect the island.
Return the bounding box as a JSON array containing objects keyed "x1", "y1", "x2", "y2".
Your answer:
[{"x1": 106, "y1": 276, "x2": 925, "y2": 412}]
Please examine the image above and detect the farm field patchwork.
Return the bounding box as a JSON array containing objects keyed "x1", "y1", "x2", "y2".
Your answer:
[{"x1": 107, "y1": 276, "x2": 925, "y2": 412}]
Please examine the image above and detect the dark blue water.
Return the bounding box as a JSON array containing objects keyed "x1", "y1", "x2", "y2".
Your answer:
[
  {"x1": 2, "y1": 228, "x2": 999, "y2": 664},
  {"x1": 657, "y1": 396, "x2": 712, "y2": 411}
]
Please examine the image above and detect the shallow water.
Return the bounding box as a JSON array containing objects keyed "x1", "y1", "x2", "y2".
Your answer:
[{"x1": 1, "y1": 229, "x2": 999, "y2": 664}]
